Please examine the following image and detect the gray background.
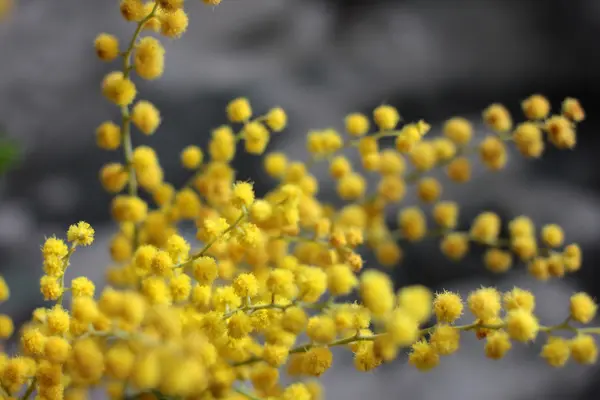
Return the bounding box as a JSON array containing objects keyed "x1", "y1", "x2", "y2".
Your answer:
[{"x1": 1, "y1": 0, "x2": 600, "y2": 399}]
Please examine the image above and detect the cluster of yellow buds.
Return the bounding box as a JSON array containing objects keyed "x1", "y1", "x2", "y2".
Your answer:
[{"x1": 0, "y1": 1, "x2": 596, "y2": 400}]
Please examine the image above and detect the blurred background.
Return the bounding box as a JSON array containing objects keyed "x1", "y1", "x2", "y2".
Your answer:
[{"x1": 2, "y1": 0, "x2": 600, "y2": 398}]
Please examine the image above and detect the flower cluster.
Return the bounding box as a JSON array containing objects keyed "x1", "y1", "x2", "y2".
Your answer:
[{"x1": 0, "y1": 1, "x2": 596, "y2": 400}]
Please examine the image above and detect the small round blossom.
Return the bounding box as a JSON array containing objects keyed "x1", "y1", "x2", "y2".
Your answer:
[
  {"x1": 521, "y1": 94, "x2": 551, "y2": 120},
  {"x1": 0, "y1": 314, "x2": 14, "y2": 339},
  {"x1": 232, "y1": 273, "x2": 259, "y2": 298},
  {"x1": 359, "y1": 270, "x2": 394, "y2": 317},
  {"x1": 96, "y1": 121, "x2": 121, "y2": 150},
  {"x1": 443, "y1": 117, "x2": 472, "y2": 145},
  {"x1": 94, "y1": 33, "x2": 120, "y2": 61},
  {"x1": 433, "y1": 291, "x2": 463, "y2": 323},
  {"x1": 71, "y1": 276, "x2": 95, "y2": 297},
  {"x1": 345, "y1": 113, "x2": 370, "y2": 137},
  {"x1": 562, "y1": 97, "x2": 585, "y2": 122},
  {"x1": 67, "y1": 221, "x2": 95, "y2": 246},
  {"x1": 160, "y1": 8, "x2": 189, "y2": 38},
  {"x1": 430, "y1": 325, "x2": 460, "y2": 355},
  {"x1": 373, "y1": 105, "x2": 400, "y2": 130},
  {"x1": 541, "y1": 337, "x2": 570, "y2": 367},
  {"x1": 485, "y1": 331, "x2": 511, "y2": 359},
  {"x1": 468, "y1": 287, "x2": 501, "y2": 320},
  {"x1": 102, "y1": 71, "x2": 137, "y2": 106},
  {"x1": 506, "y1": 309, "x2": 539, "y2": 342},
  {"x1": 134, "y1": 36, "x2": 165, "y2": 80},
  {"x1": 408, "y1": 340, "x2": 439, "y2": 371},
  {"x1": 181, "y1": 145, "x2": 203, "y2": 169},
  {"x1": 570, "y1": 292, "x2": 597, "y2": 324},
  {"x1": 503, "y1": 287, "x2": 535, "y2": 313},
  {"x1": 446, "y1": 157, "x2": 471, "y2": 183},
  {"x1": 226, "y1": 97, "x2": 252, "y2": 123},
  {"x1": 265, "y1": 107, "x2": 287, "y2": 132},
  {"x1": 132, "y1": 100, "x2": 161, "y2": 135},
  {"x1": 483, "y1": 103, "x2": 512, "y2": 132},
  {"x1": 570, "y1": 335, "x2": 598, "y2": 364},
  {"x1": 232, "y1": 181, "x2": 255, "y2": 209},
  {"x1": 541, "y1": 224, "x2": 564, "y2": 248}
]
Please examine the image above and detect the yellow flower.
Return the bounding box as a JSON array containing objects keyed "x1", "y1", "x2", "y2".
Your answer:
[
  {"x1": 67, "y1": 221, "x2": 95, "y2": 246},
  {"x1": 94, "y1": 33, "x2": 120, "y2": 62},
  {"x1": 570, "y1": 292, "x2": 597, "y2": 324}
]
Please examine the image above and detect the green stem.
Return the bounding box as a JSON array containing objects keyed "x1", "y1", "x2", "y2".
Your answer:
[
  {"x1": 20, "y1": 377, "x2": 36, "y2": 400},
  {"x1": 173, "y1": 210, "x2": 247, "y2": 269},
  {"x1": 234, "y1": 386, "x2": 264, "y2": 400},
  {"x1": 119, "y1": 2, "x2": 159, "y2": 250}
]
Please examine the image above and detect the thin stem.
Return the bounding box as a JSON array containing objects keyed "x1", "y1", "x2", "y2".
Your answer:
[
  {"x1": 119, "y1": 1, "x2": 159, "y2": 250},
  {"x1": 20, "y1": 377, "x2": 36, "y2": 400},
  {"x1": 173, "y1": 210, "x2": 247, "y2": 269},
  {"x1": 234, "y1": 387, "x2": 264, "y2": 400}
]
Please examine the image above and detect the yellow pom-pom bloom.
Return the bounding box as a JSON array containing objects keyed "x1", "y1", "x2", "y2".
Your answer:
[
  {"x1": 132, "y1": 100, "x2": 161, "y2": 135},
  {"x1": 483, "y1": 248, "x2": 512, "y2": 273},
  {"x1": 226, "y1": 97, "x2": 252, "y2": 123},
  {"x1": 430, "y1": 325, "x2": 460, "y2": 356},
  {"x1": 373, "y1": 104, "x2": 400, "y2": 130},
  {"x1": 522, "y1": 94, "x2": 550, "y2": 120},
  {"x1": 44, "y1": 336, "x2": 71, "y2": 364},
  {"x1": 232, "y1": 181, "x2": 255, "y2": 209},
  {"x1": 134, "y1": 36, "x2": 165, "y2": 80},
  {"x1": 544, "y1": 115, "x2": 576, "y2": 149},
  {"x1": 483, "y1": 103, "x2": 512, "y2": 132},
  {"x1": 479, "y1": 136, "x2": 507, "y2": 171},
  {"x1": 100, "y1": 163, "x2": 129, "y2": 193},
  {"x1": 0, "y1": 314, "x2": 14, "y2": 339},
  {"x1": 102, "y1": 71, "x2": 137, "y2": 106},
  {"x1": 468, "y1": 287, "x2": 501, "y2": 320},
  {"x1": 120, "y1": 0, "x2": 145, "y2": 21},
  {"x1": 408, "y1": 340, "x2": 439, "y2": 371},
  {"x1": 265, "y1": 107, "x2": 287, "y2": 132},
  {"x1": 0, "y1": 275, "x2": 10, "y2": 302},
  {"x1": 470, "y1": 212, "x2": 501, "y2": 244},
  {"x1": 326, "y1": 264, "x2": 358, "y2": 296},
  {"x1": 570, "y1": 292, "x2": 597, "y2": 324},
  {"x1": 570, "y1": 335, "x2": 598, "y2": 364},
  {"x1": 359, "y1": 270, "x2": 394, "y2": 317},
  {"x1": 398, "y1": 207, "x2": 426, "y2": 242},
  {"x1": 440, "y1": 233, "x2": 469, "y2": 261},
  {"x1": 67, "y1": 221, "x2": 95, "y2": 247},
  {"x1": 385, "y1": 311, "x2": 419, "y2": 346},
  {"x1": 264, "y1": 152, "x2": 288, "y2": 178},
  {"x1": 506, "y1": 309, "x2": 539, "y2": 342},
  {"x1": 181, "y1": 146, "x2": 203, "y2": 169},
  {"x1": 433, "y1": 201, "x2": 459, "y2": 229},
  {"x1": 541, "y1": 224, "x2": 564, "y2": 248},
  {"x1": 71, "y1": 276, "x2": 96, "y2": 298},
  {"x1": 158, "y1": 0, "x2": 184, "y2": 12},
  {"x1": 433, "y1": 291, "x2": 463, "y2": 323},
  {"x1": 96, "y1": 121, "x2": 121, "y2": 150},
  {"x1": 503, "y1": 287, "x2": 535, "y2": 313},
  {"x1": 562, "y1": 97, "x2": 585, "y2": 122},
  {"x1": 302, "y1": 347, "x2": 333, "y2": 377},
  {"x1": 443, "y1": 117, "x2": 472, "y2": 145},
  {"x1": 397, "y1": 285, "x2": 432, "y2": 323},
  {"x1": 160, "y1": 8, "x2": 189, "y2": 38},
  {"x1": 94, "y1": 33, "x2": 120, "y2": 62},
  {"x1": 345, "y1": 113, "x2": 370, "y2": 137},
  {"x1": 485, "y1": 331, "x2": 512, "y2": 359},
  {"x1": 446, "y1": 157, "x2": 471, "y2": 183},
  {"x1": 46, "y1": 306, "x2": 70, "y2": 335},
  {"x1": 541, "y1": 337, "x2": 570, "y2": 367}
]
